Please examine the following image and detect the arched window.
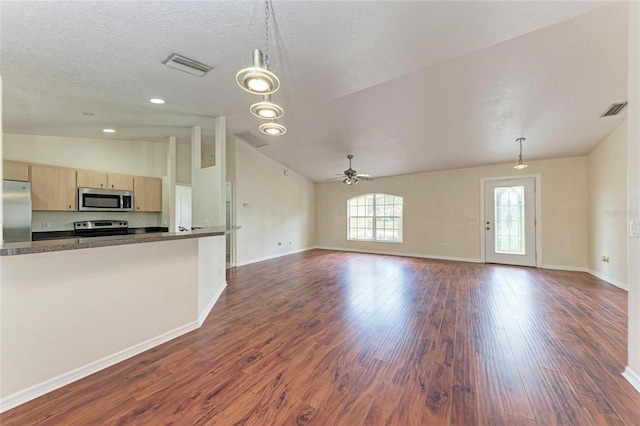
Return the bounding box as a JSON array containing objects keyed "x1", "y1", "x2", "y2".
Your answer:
[{"x1": 347, "y1": 193, "x2": 403, "y2": 242}]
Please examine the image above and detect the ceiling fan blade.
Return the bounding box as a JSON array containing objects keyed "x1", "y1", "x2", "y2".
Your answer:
[
  {"x1": 356, "y1": 173, "x2": 373, "y2": 179},
  {"x1": 326, "y1": 176, "x2": 345, "y2": 181}
]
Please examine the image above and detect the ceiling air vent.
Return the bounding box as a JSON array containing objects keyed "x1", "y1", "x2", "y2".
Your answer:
[
  {"x1": 601, "y1": 102, "x2": 628, "y2": 117},
  {"x1": 162, "y1": 53, "x2": 213, "y2": 77},
  {"x1": 235, "y1": 131, "x2": 269, "y2": 148}
]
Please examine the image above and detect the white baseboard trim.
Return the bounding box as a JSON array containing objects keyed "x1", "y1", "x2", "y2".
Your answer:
[
  {"x1": 541, "y1": 264, "x2": 588, "y2": 272},
  {"x1": 314, "y1": 246, "x2": 482, "y2": 264},
  {"x1": 236, "y1": 247, "x2": 315, "y2": 266},
  {"x1": 623, "y1": 366, "x2": 640, "y2": 393},
  {"x1": 587, "y1": 269, "x2": 628, "y2": 291},
  {"x1": 0, "y1": 320, "x2": 200, "y2": 413},
  {"x1": 198, "y1": 282, "x2": 227, "y2": 326}
]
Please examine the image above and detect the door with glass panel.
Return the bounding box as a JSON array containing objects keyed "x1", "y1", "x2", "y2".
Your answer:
[{"x1": 484, "y1": 178, "x2": 536, "y2": 267}]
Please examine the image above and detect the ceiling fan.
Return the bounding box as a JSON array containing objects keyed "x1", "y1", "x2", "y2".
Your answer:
[{"x1": 328, "y1": 154, "x2": 373, "y2": 185}]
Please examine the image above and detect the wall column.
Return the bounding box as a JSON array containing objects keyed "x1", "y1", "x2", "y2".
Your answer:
[{"x1": 624, "y1": 0, "x2": 640, "y2": 392}]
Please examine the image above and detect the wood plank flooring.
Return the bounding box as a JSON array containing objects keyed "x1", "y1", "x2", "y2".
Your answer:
[{"x1": 2, "y1": 249, "x2": 639, "y2": 425}]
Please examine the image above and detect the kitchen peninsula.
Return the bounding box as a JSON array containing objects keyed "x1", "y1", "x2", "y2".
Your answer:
[{"x1": 0, "y1": 226, "x2": 239, "y2": 411}]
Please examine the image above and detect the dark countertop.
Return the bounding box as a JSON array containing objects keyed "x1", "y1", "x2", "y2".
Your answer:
[{"x1": 1, "y1": 226, "x2": 240, "y2": 256}]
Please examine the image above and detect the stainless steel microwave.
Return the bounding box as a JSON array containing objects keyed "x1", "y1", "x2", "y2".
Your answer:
[{"x1": 78, "y1": 188, "x2": 134, "y2": 212}]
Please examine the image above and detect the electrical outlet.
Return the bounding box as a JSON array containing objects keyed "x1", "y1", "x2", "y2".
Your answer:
[
  {"x1": 204, "y1": 220, "x2": 210, "y2": 227},
  {"x1": 442, "y1": 243, "x2": 447, "y2": 249},
  {"x1": 278, "y1": 241, "x2": 282, "y2": 246},
  {"x1": 42, "y1": 221, "x2": 50, "y2": 229}
]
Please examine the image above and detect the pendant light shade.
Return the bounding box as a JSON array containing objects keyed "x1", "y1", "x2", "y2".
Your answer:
[
  {"x1": 236, "y1": 49, "x2": 280, "y2": 95},
  {"x1": 513, "y1": 137, "x2": 528, "y2": 169},
  {"x1": 259, "y1": 120, "x2": 287, "y2": 136},
  {"x1": 250, "y1": 94, "x2": 284, "y2": 119}
]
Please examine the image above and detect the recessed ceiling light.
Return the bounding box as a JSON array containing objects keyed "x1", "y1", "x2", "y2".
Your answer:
[
  {"x1": 150, "y1": 98, "x2": 165, "y2": 104},
  {"x1": 102, "y1": 128, "x2": 116, "y2": 133},
  {"x1": 82, "y1": 112, "x2": 95, "y2": 116}
]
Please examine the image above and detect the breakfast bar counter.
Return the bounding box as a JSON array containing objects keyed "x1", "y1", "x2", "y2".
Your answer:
[
  {"x1": 0, "y1": 226, "x2": 240, "y2": 256},
  {"x1": 0, "y1": 226, "x2": 238, "y2": 410}
]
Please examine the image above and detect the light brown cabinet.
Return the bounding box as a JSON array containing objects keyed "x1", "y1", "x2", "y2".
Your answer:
[
  {"x1": 77, "y1": 170, "x2": 108, "y2": 189},
  {"x1": 107, "y1": 173, "x2": 133, "y2": 191},
  {"x1": 3, "y1": 160, "x2": 30, "y2": 182},
  {"x1": 77, "y1": 170, "x2": 133, "y2": 191},
  {"x1": 31, "y1": 164, "x2": 77, "y2": 211},
  {"x1": 133, "y1": 176, "x2": 162, "y2": 212}
]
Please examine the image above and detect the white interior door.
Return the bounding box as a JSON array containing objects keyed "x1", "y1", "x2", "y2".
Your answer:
[
  {"x1": 175, "y1": 185, "x2": 192, "y2": 232},
  {"x1": 484, "y1": 178, "x2": 536, "y2": 267}
]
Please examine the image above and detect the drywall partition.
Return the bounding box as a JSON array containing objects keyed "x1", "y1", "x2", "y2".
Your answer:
[
  {"x1": 234, "y1": 139, "x2": 316, "y2": 265},
  {"x1": 316, "y1": 156, "x2": 588, "y2": 269},
  {"x1": 624, "y1": 0, "x2": 640, "y2": 393},
  {"x1": 588, "y1": 122, "x2": 628, "y2": 288},
  {"x1": 190, "y1": 118, "x2": 226, "y2": 229}
]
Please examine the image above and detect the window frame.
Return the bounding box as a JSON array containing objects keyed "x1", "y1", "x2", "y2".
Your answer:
[{"x1": 347, "y1": 193, "x2": 403, "y2": 243}]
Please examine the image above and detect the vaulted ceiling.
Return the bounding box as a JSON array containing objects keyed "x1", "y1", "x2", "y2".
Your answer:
[{"x1": 0, "y1": 1, "x2": 628, "y2": 182}]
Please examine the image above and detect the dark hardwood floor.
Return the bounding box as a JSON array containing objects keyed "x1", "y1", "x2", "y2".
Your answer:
[{"x1": 2, "y1": 249, "x2": 639, "y2": 425}]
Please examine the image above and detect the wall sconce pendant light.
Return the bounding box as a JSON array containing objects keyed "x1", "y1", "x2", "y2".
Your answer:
[
  {"x1": 513, "y1": 137, "x2": 528, "y2": 169},
  {"x1": 236, "y1": 0, "x2": 280, "y2": 95},
  {"x1": 259, "y1": 120, "x2": 287, "y2": 136},
  {"x1": 250, "y1": 94, "x2": 284, "y2": 119}
]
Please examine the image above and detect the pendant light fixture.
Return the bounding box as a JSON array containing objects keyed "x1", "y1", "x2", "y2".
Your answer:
[
  {"x1": 237, "y1": 0, "x2": 287, "y2": 136},
  {"x1": 259, "y1": 120, "x2": 287, "y2": 136},
  {"x1": 513, "y1": 137, "x2": 528, "y2": 169},
  {"x1": 236, "y1": 0, "x2": 280, "y2": 95},
  {"x1": 250, "y1": 94, "x2": 284, "y2": 119}
]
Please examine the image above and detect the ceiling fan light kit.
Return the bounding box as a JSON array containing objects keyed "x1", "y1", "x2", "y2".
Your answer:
[
  {"x1": 237, "y1": 0, "x2": 287, "y2": 136},
  {"x1": 513, "y1": 137, "x2": 529, "y2": 169}
]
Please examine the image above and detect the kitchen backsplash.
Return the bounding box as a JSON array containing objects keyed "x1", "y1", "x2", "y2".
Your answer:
[{"x1": 32, "y1": 211, "x2": 163, "y2": 231}]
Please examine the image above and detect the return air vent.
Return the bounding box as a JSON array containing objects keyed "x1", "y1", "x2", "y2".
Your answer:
[
  {"x1": 162, "y1": 53, "x2": 213, "y2": 77},
  {"x1": 235, "y1": 131, "x2": 269, "y2": 148},
  {"x1": 601, "y1": 102, "x2": 628, "y2": 117}
]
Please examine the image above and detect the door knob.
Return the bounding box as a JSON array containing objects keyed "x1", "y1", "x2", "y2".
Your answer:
[{"x1": 486, "y1": 227, "x2": 490, "y2": 230}]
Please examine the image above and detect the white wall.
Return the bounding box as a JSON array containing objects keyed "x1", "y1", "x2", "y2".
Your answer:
[
  {"x1": 588, "y1": 122, "x2": 628, "y2": 288},
  {"x1": 235, "y1": 139, "x2": 316, "y2": 265},
  {"x1": 316, "y1": 156, "x2": 588, "y2": 269}
]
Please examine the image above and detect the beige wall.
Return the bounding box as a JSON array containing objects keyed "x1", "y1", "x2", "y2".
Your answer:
[
  {"x1": 3, "y1": 133, "x2": 167, "y2": 177},
  {"x1": 316, "y1": 156, "x2": 588, "y2": 269},
  {"x1": 235, "y1": 140, "x2": 316, "y2": 265},
  {"x1": 626, "y1": 0, "x2": 640, "y2": 383},
  {"x1": 588, "y1": 122, "x2": 628, "y2": 287},
  {"x1": 3, "y1": 133, "x2": 175, "y2": 230}
]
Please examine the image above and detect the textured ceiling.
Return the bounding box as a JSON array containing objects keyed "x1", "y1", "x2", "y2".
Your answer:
[{"x1": 0, "y1": 1, "x2": 628, "y2": 182}]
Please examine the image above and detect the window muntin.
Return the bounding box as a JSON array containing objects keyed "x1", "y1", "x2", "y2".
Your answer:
[{"x1": 348, "y1": 194, "x2": 403, "y2": 242}]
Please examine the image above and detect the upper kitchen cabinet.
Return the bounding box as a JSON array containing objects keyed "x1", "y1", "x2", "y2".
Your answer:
[
  {"x1": 3, "y1": 160, "x2": 30, "y2": 182},
  {"x1": 31, "y1": 164, "x2": 77, "y2": 211},
  {"x1": 77, "y1": 169, "x2": 107, "y2": 189},
  {"x1": 108, "y1": 173, "x2": 133, "y2": 191},
  {"x1": 133, "y1": 176, "x2": 162, "y2": 212},
  {"x1": 77, "y1": 170, "x2": 133, "y2": 191}
]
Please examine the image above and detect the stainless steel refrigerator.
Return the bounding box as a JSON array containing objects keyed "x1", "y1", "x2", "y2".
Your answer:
[{"x1": 3, "y1": 180, "x2": 32, "y2": 243}]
